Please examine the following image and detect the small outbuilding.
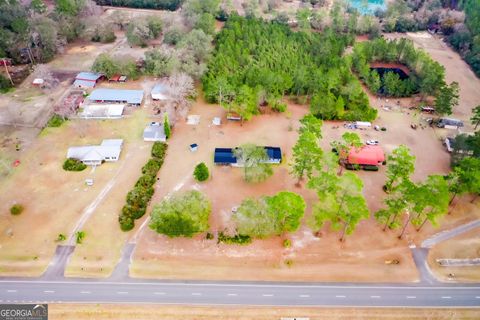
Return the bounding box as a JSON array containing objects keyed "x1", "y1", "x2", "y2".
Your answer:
[
  {"x1": 143, "y1": 122, "x2": 166, "y2": 142},
  {"x1": 88, "y1": 88, "x2": 144, "y2": 106},
  {"x1": 73, "y1": 72, "x2": 104, "y2": 88},
  {"x1": 109, "y1": 74, "x2": 127, "y2": 82},
  {"x1": 67, "y1": 139, "x2": 124, "y2": 166}
]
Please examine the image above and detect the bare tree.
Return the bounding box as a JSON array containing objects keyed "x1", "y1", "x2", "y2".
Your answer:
[{"x1": 164, "y1": 72, "x2": 196, "y2": 124}]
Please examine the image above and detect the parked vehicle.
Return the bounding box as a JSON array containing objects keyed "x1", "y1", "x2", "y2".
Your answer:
[{"x1": 366, "y1": 140, "x2": 379, "y2": 145}]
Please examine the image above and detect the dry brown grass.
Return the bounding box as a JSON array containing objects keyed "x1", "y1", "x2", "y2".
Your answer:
[{"x1": 49, "y1": 304, "x2": 480, "y2": 320}]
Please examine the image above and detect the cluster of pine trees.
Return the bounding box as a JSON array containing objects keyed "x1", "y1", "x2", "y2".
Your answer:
[
  {"x1": 351, "y1": 38, "x2": 446, "y2": 98},
  {"x1": 202, "y1": 15, "x2": 377, "y2": 122}
]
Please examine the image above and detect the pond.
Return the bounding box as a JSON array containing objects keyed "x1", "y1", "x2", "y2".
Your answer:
[
  {"x1": 348, "y1": 0, "x2": 386, "y2": 15},
  {"x1": 370, "y1": 67, "x2": 410, "y2": 80}
]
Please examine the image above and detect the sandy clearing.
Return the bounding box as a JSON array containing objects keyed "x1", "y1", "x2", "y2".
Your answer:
[{"x1": 384, "y1": 32, "x2": 480, "y2": 130}]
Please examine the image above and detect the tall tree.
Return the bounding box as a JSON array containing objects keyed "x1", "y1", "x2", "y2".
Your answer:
[
  {"x1": 435, "y1": 81, "x2": 459, "y2": 115},
  {"x1": 309, "y1": 171, "x2": 370, "y2": 242},
  {"x1": 375, "y1": 188, "x2": 408, "y2": 231},
  {"x1": 233, "y1": 144, "x2": 273, "y2": 183},
  {"x1": 331, "y1": 132, "x2": 362, "y2": 172},
  {"x1": 384, "y1": 145, "x2": 415, "y2": 192},
  {"x1": 450, "y1": 157, "x2": 480, "y2": 203},
  {"x1": 470, "y1": 105, "x2": 480, "y2": 129},
  {"x1": 149, "y1": 190, "x2": 211, "y2": 237},
  {"x1": 163, "y1": 113, "x2": 171, "y2": 139},
  {"x1": 299, "y1": 114, "x2": 323, "y2": 138},
  {"x1": 234, "y1": 191, "x2": 306, "y2": 238},
  {"x1": 411, "y1": 175, "x2": 449, "y2": 232},
  {"x1": 291, "y1": 131, "x2": 323, "y2": 183}
]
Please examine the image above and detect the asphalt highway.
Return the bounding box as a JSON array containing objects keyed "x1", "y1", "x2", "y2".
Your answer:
[{"x1": 1, "y1": 280, "x2": 479, "y2": 307}]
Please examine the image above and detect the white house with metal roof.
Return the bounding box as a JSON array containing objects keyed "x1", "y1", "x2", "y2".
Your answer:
[
  {"x1": 88, "y1": 88, "x2": 144, "y2": 106},
  {"x1": 143, "y1": 122, "x2": 166, "y2": 142},
  {"x1": 67, "y1": 139, "x2": 124, "y2": 166}
]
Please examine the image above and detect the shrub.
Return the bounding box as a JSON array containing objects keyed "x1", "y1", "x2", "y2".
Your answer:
[
  {"x1": 75, "y1": 231, "x2": 85, "y2": 244},
  {"x1": 0, "y1": 74, "x2": 13, "y2": 93},
  {"x1": 63, "y1": 158, "x2": 87, "y2": 171},
  {"x1": 164, "y1": 28, "x2": 183, "y2": 45},
  {"x1": 151, "y1": 142, "x2": 168, "y2": 159},
  {"x1": 10, "y1": 204, "x2": 24, "y2": 215},
  {"x1": 46, "y1": 114, "x2": 66, "y2": 127},
  {"x1": 142, "y1": 159, "x2": 162, "y2": 176},
  {"x1": 205, "y1": 232, "x2": 214, "y2": 240},
  {"x1": 56, "y1": 233, "x2": 67, "y2": 242},
  {"x1": 270, "y1": 99, "x2": 287, "y2": 112},
  {"x1": 193, "y1": 162, "x2": 209, "y2": 182},
  {"x1": 217, "y1": 232, "x2": 252, "y2": 245},
  {"x1": 135, "y1": 174, "x2": 156, "y2": 189},
  {"x1": 126, "y1": 186, "x2": 154, "y2": 208},
  {"x1": 119, "y1": 214, "x2": 135, "y2": 231},
  {"x1": 283, "y1": 238, "x2": 291, "y2": 248},
  {"x1": 121, "y1": 204, "x2": 146, "y2": 220}
]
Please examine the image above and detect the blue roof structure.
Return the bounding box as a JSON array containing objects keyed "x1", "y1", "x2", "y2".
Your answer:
[
  {"x1": 88, "y1": 88, "x2": 144, "y2": 105},
  {"x1": 76, "y1": 72, "x2": 103, "y2": 81},
  {"x1": 265, "y1": 146, "x2": 282, "y2": 161},
  {"x1": 214, "y1": 147, "x2": 282, "y2": 165},
  {"x1": 214, "y1": 148, "x2": 237, "y2": 164}
]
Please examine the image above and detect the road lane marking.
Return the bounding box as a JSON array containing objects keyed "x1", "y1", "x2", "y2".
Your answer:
[
  {"x1": 191, "y1": 293, "x2": 202, "y2": 296},
  {"x1": 299, "y1": 294, "x2": 310, "y2": 298},
  {"x1": 154, "y1": 292, "x2": 166, "y2": 295},
  {"x1": 406, "y1": 296, "x2": 416, "y2": 299},
  {"x1": 441, "y1": 296, "x2": 451, "y2": 299},
  {"x1": 262, "y1": 294, "x2": 274, "y2": 297},
  {"x1": 227, "y1": 293, "x2": 238, "y2": 296},
  {"x1": 335, "y1": 295, "x2": 346, "y2": 298},
  {"x1": 370, "y1": 295, "x2": 381, "y2": 299},
  {"x1": 117, "y1": 291, "x2": 128, "y2": 295},
  {"x1": 80, "y1": 291, "x2": 91, "y2": 294},
  {"x1": 6, "y1": 290, "x2": 17, "y2": 293},
  {"x1": 43, "y1": 290, "x2": 55, "y2": 293}
]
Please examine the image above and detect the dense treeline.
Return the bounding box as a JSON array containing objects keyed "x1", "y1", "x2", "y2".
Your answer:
[
  {"x1": 0, "y1": 0, "x2": 101, "y2": 64},
  {"x1": 202, "y1": 15, "x2": 377, "y2": 121},
  {"x1": 447, "y1": 0, "x2": 480, "y2": 77},
  {"x1": 351, "y1": 38, "x2": 446, "y2": 97},
  {"x1": 94, "y1": 0, "x2": 183, "y2": 11}
]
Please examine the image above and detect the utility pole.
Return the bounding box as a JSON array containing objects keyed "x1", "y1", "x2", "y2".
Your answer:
[{"x1": 1, "y1": 58, "x2": 14, "y2": 86}]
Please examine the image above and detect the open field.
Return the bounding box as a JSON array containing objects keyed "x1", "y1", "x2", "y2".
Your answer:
[
  {"x1": 49, "y1": 304, "x2": 480, "y2": 320},
  {"x1": 129, "y1": 90, "x2": 467, "y2": 282},
  {"x1": 428, "y1": 227, "x2": 480, "y2": 283},
  {"x1": 0, "y1": 102, "x2": 151, "y2": 276}
]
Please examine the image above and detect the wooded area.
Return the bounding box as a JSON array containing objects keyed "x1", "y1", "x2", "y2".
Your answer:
[
  {"x1": 351, "y1": 37, "x2": 445, "y2": 97},
  {"x1": 93, "y1": 0, "x2": 183, "y2": 11},
  {"x1": 202, "y1": 15, "x2": 377, "y2": 121}
]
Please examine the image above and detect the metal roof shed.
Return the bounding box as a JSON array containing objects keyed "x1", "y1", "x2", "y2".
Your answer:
[{"x1": 88, "y1": 88, "x2": 144, "y2": 105}]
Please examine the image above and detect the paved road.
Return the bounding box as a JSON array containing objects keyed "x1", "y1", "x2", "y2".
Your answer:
[
  {"x1": 0, "y1": 280, "x2": 479, "y2": 307},
  {"x1": 421, "y1": 220, "x2": 480, "y2": 248}
]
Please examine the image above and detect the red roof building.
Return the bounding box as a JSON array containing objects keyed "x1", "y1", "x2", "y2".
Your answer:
[{"x1": 347, "y1": 145, "x2": 385, "y2": 166}]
